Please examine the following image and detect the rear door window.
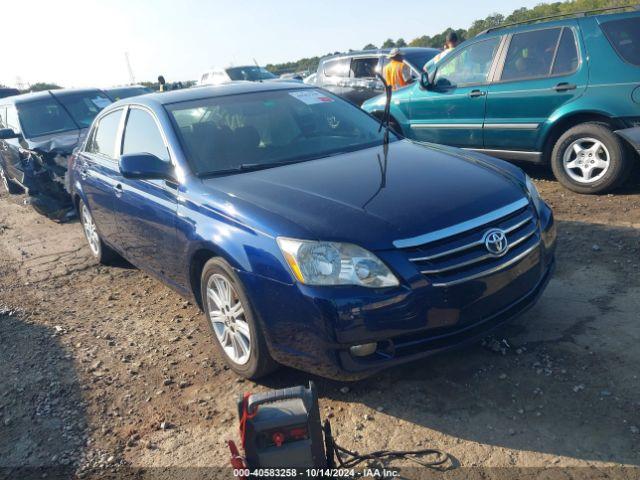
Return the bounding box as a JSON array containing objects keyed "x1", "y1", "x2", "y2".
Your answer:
[
  {"x1": 350, "y1": 57, "x2": 379, "y2": 78},
  {"x1": 122, "y1": 109, "x2": 169, "y2": 162},
  {"x1": 501, "y1": 28, "x2": 562, "y2": 81},
  {"x1": 86, "y1": 110, "x2": 122, "y2": 159},
  {"x1": 552, "y1": 28, "x2": 579, "y2": 75},
  {"x1": 601, "y1": 17, "x2": 640, "y2": 66},
  {"x1": 323, "y1": 58, "x2": 350, "y2": 77}
]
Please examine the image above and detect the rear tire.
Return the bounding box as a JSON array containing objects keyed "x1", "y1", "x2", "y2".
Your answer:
[
  {"x1": 79, "y1": 199, "x2": 118, "y2": 265},
  {"x1": 550, "y1": 122, "x2": 632, "y2": 194},
  {"x1": 0, "y1": 166, "x2": 23, "y2": 194},
  {"x1": 200, "y1": 257, "x2": 278, "y2": 379}
]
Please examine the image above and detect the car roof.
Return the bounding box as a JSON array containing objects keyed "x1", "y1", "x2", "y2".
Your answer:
[
  {"x1": 2, "y1": 88, "x2": 106, "y2": 105},
  {"x1": 323, "y1": 47, "x2": 440, "y2": 61},
  {"x1": 113, "y1": 81, "x2": 314, "y2": 108},
  {"x1": 105, "y1": 85, "x2": 150, "y2": 91},
  {"x1": 476, "y1": 8, "x2": 640, "y2": 38}
]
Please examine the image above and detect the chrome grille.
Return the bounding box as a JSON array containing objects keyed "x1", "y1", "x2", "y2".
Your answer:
[{"x1": 397, "y1": 199, "x2": 540, "y2": 287}]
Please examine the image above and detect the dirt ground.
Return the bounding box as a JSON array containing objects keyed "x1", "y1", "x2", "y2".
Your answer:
[{"x1": 1, "y1": 166, "x2": 639, "y2": 479}]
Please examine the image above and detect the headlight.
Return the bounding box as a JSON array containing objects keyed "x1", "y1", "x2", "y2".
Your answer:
[
  {"x1": 277, "y1": 237, "x2": 399, "y2": 288},
  {"x1": 525, "y1": 175, "x2": 544, "y2": 212}
]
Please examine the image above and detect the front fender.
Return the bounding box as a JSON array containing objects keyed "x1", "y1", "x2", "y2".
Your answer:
[{"x1": 177, "y1": 197, "x2": 295, "y2": 288}]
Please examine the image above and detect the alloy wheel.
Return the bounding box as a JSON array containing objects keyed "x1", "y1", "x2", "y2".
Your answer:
[
  {"x1": 81, "y1": 204, "x2": 100, "y2": 256},
  {"x1": 206, "y1": 273, "x2": 251, "y2": 365},
  {"x1": 562, "y1": 137, "x2": 611, "y2": 184}
]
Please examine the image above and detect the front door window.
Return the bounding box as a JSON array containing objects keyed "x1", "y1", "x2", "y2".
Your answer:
[{"x1": 434, "y1": 37, "x2": 501, "y2": 88}]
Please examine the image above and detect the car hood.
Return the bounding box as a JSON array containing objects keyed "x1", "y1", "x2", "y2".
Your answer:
[
  {"x1": 200, "y1": 140, "x2": 528, "y2": 250},
  {"x1": 23, "y1": 129, "x2": 85, "y2": 155}
]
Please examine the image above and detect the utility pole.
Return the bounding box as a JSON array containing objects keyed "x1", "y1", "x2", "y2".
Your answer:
[{"x1": 124, "y1": 52, "x2": 136, "y2": 85}]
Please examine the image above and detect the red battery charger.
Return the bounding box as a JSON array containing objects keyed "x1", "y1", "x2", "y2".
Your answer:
[{"x1": 232, "y1": 382, "x2": 327, "y2": 471}]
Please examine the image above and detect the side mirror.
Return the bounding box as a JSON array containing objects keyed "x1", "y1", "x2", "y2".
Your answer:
[
  {"x1": 119, "y1": 153, "x2": 175, "y2": 181},
  {"x1": 0, "y1": 128, "x2": 20, "y2": 140},
  {"x1": 420, "y1": 71, "x2": 433, "y2": 89}
]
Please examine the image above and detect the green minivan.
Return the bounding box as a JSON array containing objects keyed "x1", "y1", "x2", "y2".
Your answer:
[{"x1": 362, "y1": 9, "x2": 640, "y2": 194}]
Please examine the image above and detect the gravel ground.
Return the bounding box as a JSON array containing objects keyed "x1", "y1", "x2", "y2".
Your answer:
[{"x1": 0, "y1": 167, "x2": 639, "y2": 479}]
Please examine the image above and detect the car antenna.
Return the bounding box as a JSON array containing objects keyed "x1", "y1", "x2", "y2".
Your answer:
[
  {"x1": 253, "y1": 58, "x2": 264, "y2": 83},
  {"x1": 375, "y1": 73, "x2": 392, "y2": 146}
]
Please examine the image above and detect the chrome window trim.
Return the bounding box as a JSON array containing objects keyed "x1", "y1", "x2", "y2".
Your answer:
[{"x1": 393, "y1": 197, "x2": 530, "y2": 249}]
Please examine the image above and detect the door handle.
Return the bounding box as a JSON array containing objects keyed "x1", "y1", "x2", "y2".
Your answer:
[
  {"x1": 469, "y1": 89, "x2": 486, "y2": 98},
  {"x1": 554, "y1": 82, "x2": 576, "y2": 92},
  {"x1": 114, "y1": 183, "x2": 123, "y2": 198}
]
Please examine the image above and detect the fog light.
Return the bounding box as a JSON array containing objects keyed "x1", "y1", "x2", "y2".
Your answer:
[{"x1": 349, "y1": 342, "x2": 377, "y2": 357}]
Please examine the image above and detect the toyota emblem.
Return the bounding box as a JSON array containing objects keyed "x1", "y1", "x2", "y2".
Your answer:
[{"x1": 484, "y1": 229, "x2": 509, "y2": 256}]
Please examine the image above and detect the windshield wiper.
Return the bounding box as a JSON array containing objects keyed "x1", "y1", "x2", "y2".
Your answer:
[
  {"x1": 200, "y1": 145, "x2": 384, "y2": 178},
  {"x1": 200, "y1": 161, "x2": 302, "y2": 177},
  {"x1": 375, "y1": 73, "x2": 392, "y2": 147}
]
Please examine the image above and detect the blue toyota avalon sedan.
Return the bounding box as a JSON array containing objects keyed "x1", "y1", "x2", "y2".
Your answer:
[{"x1": 70, "y1": 82, "x2": 556, "y2": 380}]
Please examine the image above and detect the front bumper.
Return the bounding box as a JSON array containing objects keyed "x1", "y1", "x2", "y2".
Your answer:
[{"x1": 239, "y1": 204, "x2": 556, "y2": 381}]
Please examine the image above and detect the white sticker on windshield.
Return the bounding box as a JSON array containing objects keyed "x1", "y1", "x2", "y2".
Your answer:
[
  {"x1": 91, "y1": 97, "x2": 112, "y2": 109},
  {"x1": 289, "y1": 90, "x2": 334, "y2": 105}
]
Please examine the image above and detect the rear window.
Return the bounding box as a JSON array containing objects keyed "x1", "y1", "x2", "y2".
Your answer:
[
  {"x1": 601, "y1": 17, "x2": 640, "y2": 66},
  {"x1": 54, "y1": 91, "x2": 112, "y2": 128},
  {"x1": 323, "y1": 58, "x2": 350, "y2": 77},
  {"x1": 226, "y1": 67, "x2": 276, "y2": 81},
  {"x1": 106, "y1": 87, "x2": 152, "y2": 101},
  {"x1": 16, "y1": 99, "x2": 78, "y2": 137}
]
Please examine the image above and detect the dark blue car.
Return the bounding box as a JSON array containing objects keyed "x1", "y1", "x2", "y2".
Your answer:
[{"x1": 70, "y1": 82, "x2": 556, "y2": 380}]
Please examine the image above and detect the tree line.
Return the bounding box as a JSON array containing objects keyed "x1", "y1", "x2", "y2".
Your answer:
[{"x1": 264, "y1": 0, "x2": 634, "y2": 76}]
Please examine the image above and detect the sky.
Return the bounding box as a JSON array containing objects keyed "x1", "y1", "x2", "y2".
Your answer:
[{"x1": 2, "y1": 0, "x2": 544, "y2": 89}]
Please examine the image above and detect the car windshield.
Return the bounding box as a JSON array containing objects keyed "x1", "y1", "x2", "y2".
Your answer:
[
  {"x1": 17, "y1": 98, "x2": 78, "y2": 137},
  {"x1": 226, "y1": 67, "x2": 277, "y2": 81},
  {"x1": 54, "y1": 91, "x2": 112, "y2": 128},
  {"x1": 167, "y1": 88, "x2": 398, "y2": 176},
  {"x1": 106, "y1": 87, "x2": 152, "y2": 101},
  {"x1": 404, "y1": 50, "x2": 440, "y2": 71}
]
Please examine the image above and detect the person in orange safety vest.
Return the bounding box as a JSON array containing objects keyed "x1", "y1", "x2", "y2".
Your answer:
[{"x1": 383, "y1": 48, "x2": 410, "y2": 91}]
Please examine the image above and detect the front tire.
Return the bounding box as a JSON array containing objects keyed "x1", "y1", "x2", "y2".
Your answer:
[
  {"x1": 79, "y1": 199, "x2": 118, "y2": 264},
  {"x1": 0, "y1": 166, "x2": 22, "y2": 194},
  {"x1": 201, "y1": 258, "x2": 277, "y2": 379},
  {"x1": 550, "y1": 122, "x2": 631, "y2": 194}
]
